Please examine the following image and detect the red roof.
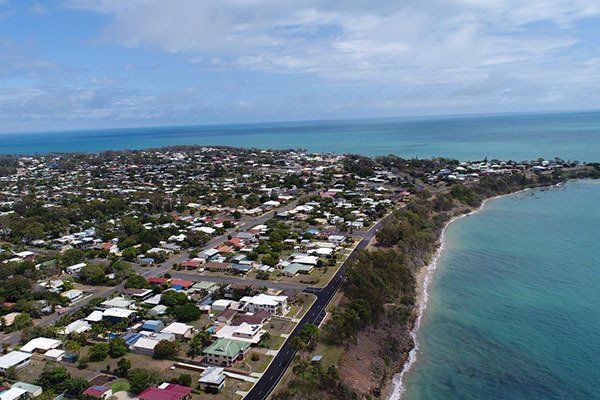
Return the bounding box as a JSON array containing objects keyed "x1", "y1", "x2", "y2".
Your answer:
[
  {"x1": 148, "y1": 277, "x2": 170, "y2": 285},
  {"x1": 170, "y1": 278, "x2": 193, "y2": 288},
  {"x1": 181, "y1": 259, "x2": 201, "y2": 268},
  {"x1": 83, "y1": 385, "x2": 111, "y2": 398},
  {"x1": 227, "y1": 237, "x2": 243, "y2": 248},
  {"x1": 139, "y1": 384, "x2": 192, "y2": 400}
]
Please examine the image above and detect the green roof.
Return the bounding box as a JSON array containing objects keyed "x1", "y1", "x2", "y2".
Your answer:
[{"x1": 203, "y1": 338, "x2": 250, "y2": 358}]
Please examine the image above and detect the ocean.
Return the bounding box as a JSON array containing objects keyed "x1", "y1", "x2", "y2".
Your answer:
[
  {"x1": 2, "y1": 111, "x2": 600, "y2": 400},
  {"x1": 2, "y1": 111, "x2": 600, "y2": 161},
  {"x1": 397, "y1": 180, "x2": 600, "y2": 400}
]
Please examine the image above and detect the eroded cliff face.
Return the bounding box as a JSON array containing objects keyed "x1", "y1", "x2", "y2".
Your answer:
[{"x1": 339, "y1": 303, "x2": 417, "y2": 399}]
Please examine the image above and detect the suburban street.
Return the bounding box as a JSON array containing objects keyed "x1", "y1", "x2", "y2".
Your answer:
[
  {"x1": 0, "y1": 200, "x2": 301, "y2": 346},
  {"x1": 243, "y1": 214, "x2": 391, "y2": 400}
]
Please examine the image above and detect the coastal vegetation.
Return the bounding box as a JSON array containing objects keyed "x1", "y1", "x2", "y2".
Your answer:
[{"x1": 276, "y1": 159, "x2": 600, "y2": 399}]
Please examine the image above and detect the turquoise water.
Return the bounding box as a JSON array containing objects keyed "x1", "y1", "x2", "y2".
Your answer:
[
  {"x1": 2, "y1": 111, "x2": 600, "y2": 161},
  {"x1": 401, "y1": 180, "x2": 600, "y2": 400}
]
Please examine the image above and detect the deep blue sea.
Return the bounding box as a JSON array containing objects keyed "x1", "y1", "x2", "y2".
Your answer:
[
  {"x1": 398, "y1": 180, "x2": 600, "y2": 400},
  {"x1": 2, "y1": 111, "x2": 600, "y2": 161}
]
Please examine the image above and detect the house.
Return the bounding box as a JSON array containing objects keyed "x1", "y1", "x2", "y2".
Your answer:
[
  {"x1": 123, "y1": 288, "x2": 154, "y2": 300},
  {"x1": 180, "y1": 259, "x2": 202, "y2": 269},
  {"x1": 148, "y1": 277, "x2": 170, "y2": 286},
  {"x1": 199, "y1": 367, "x2": 225, "y2": 392},
  {"x1": 66, "y1": 262, "x2": 86, "y2": 275},
  {"x1": 203, "y1": 338, "x2": 250, "y2": 367},
  {"x1": 1, "y1": 313, "x2": 22, "y2": 327},
  {"x1": 102, "y1": 297, "x2": 134, "y2": 309},
  {"x1": 232, "y1": 310, "x2": 270, "y2": 326},
  {"x1": 61, "y1": 289, "x2": 83, "y2": 303},
  {"x1": 0, "y1": 387, "x2": 28, "y2": 400},
  {"x1": 0, "y1": 352, "x2": 32, "y2": 374},
  {"x1": 204, "y1": 262, "x2": 232, "y2": 272},
  {"x1": 215, "y1": 323, "x2": 264, "y2": 344},
  {"x1": 59, "y1": 319, "x2": 91, "y2": 335},
  {"x1": 139, "y1": 383, "x2": 192, "y2": 400},
  {"x1": 161, "y1": 322, "x2": 193, "y2": 339},
  {"x1": 142, "y1": 320, "x2": 165, "y2": 333},
  {"x1": 216, "y1": 309, "x2": 237, "y2": 324},
  {"x1": 130, "y1": 337, "x2": 160, "y2": 357},
  {"x1": 44, "y1": 349, "x2": 65, "y2": 362},
  {"x1": 102, "y1": 308, "x2": 136, "y2": 323},
  {"x1": 149, "y1": 304, "x2": 168, "y2": 316},
  {"x1": 282, "y1": 263, "x2": 314, "y2": 276},
  {"x1": 232, "y1": 264, "x2": 252, "y2": 274},
  {"x1": 20, "y1": 337, "x2": 61, "y2": 353},
  {"x1": 327, "y1": 235, "x2": 346, "y2": 244},
  {"x1": 82, "y1": 385, "x2": 113, "y2": 399},
  {"x1": 290, "y1": 254, "x2": 319, "y2": 266},
  {"x1": 11, "y1": 382, "x2": 42, "y2": 398},
  {"x1": 239, "y1": 294, "x2": 288, "y2": 315},
  {"x1": 211, "y1": 299, "x2": 233, "y2": 312},
  {"x1": 170, "y1": 279, "x2": 193, "y2": 291}
]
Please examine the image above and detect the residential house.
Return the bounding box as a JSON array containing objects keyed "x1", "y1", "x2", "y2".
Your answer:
[{"x1": 203, "y1": 338, "x2": 250, "y2": 367}]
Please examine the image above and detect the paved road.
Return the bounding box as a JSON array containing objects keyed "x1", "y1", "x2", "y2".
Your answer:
[{"x1": 243, "y1": 214, "x2": 391, "y2": 400}]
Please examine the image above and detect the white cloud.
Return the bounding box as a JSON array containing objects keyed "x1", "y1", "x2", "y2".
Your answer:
[{"x1": 60, "y1": 0, "x2": 600, "y2": 85}]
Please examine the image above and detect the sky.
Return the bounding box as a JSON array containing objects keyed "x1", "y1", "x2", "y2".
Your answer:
[{"x1": 2, "y1": 0, "x2": 600, "y2": 132}]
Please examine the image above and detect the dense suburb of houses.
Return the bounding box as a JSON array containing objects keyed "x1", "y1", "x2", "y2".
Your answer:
[{"x1": 0, "y1": 146, "x2": 569, "y2": 399}]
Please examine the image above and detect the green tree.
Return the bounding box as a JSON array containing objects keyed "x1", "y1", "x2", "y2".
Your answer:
[
  {"x1": 66, "y1": 377, "x2": 90, "y2": 397},
  {"x1": 79, "y1": 264, "x2": 107, "y2": 285},
  {"x1": 187, "y1": 331, "x2": 211, "y2": 359},
  {"x1": 153, "y1": 340, "x2": 180, "y2": 360},
  {"x1": 12, "y1": 313, "x2": 33, "y2": 330},
  {"x1": 88, "y1": 342, "x2": 109, "y2": 362},
  {"x1": 117, "y1": 357, "x2": 132, "y2": 377},
  {"x1": 108, "y1": 337, "x2": 128, "y2": 358},
  {"x1": 172, "y1": 303, "x2": 201, "y2": 322},
  {"x1": 124, "y1": 274, "x2": 148, "y2": 289},
  {"x1": 161, "y1": 291, "x2": 189, "y2": 307},
  {"x1": 37, "y1": 366, "x2": 72, "y2": 393},
  {"x1": 128, "y1": 368, "x2": 160, "y2": 394}
]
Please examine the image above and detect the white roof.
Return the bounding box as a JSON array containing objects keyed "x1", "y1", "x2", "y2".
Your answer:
[
  {"x1": 241, "y1": 294, "x2": 287, "y2": 307},
  {"x1": 102, "y1": 297, "x2": 133, "y2": 308},
  {"x1": 132, "y1": 337, "x2": 159, "y2": 350},
  {"x1": 0, "y1": 387, "x2": 28, "y2": 400},
  {"x1": 161, "y1": 322, "x2": 193, "y2": 335},
  {"x1": 0, "y1": 351, "x2": 32, "y2": 369},
  {"x1": 291, "y1": 255, "x2": 319, "y2": 265},
  {"x1": 20, "y1": 337, "x2": 61, "y2": 353},
  {"x1": 103, "y1": 308, "x2": 135, "y2": 318},
  {"x1": 44, "y1": 349, "x2": 65, "y2": 358},
  {"x1": 67, "y1": 262, "x2": 86, "y2": 270},
  {"x1": 85, "y1": 310, "x2": 104, "y2": 322},
  {"x1": 61, "y1": 319, "x2": 91, "y2": 334},
  {"x1": 212, "y1": 299, "x2": 233, "y2": 308},
  {"x1": 199, "y1": 366, "x2": 225, "y2": 385},
  {"x1": 61, "y1": 289, "x2": 83, "y2": 300},
  {"x1": 215, "y1": 323, "x2": 263, "y2": 344}
]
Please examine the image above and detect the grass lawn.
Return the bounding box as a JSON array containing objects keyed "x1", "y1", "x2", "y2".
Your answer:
[
  {"x1": 266, "y1": 335, "x2": 286, "y2": 350},
  {"x1": 110, "y1": 379, "x2": 130, "y2": 393},
  {"x1": 265, "y1": 318, "x2": 295, "y2": 336}
]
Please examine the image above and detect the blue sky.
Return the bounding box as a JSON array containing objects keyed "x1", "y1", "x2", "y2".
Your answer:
[{"x1": 2, "y1": 0, "x2": 600, "y2": 132}]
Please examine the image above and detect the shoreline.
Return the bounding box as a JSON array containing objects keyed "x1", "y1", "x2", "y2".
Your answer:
[{"x1": 386, "y1": 185, "x2": 543, "y2": 400}]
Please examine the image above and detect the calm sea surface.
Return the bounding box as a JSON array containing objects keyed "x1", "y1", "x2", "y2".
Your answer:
[
  {"x1": 400, "y1": 180, "x2": 600, "y2": 400},
  {"x1": 2, "y1": 111, "x2": 600, "y2": 161},
  {"x1": 2, "y1": 112, "x2": 600, "y2": 399}
]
